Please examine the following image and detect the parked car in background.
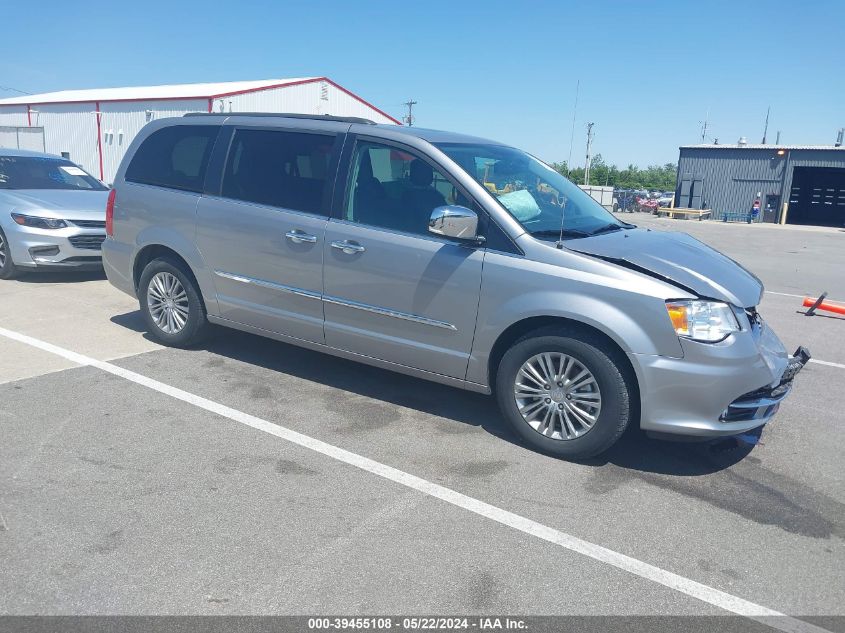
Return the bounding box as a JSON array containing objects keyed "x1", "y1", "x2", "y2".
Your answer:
[
  {"x1": 0, "y1": 149, "x2": 109, "y2": 279},
  {"x1": 103, "y1": 113, "x2": 807, "y2": 459},
  {"x1": 613, "y1": 188, "x2": 638, "y2": 212},
  {"x1": 656, "y1": 192, "x2": 675, "y2": 207}
]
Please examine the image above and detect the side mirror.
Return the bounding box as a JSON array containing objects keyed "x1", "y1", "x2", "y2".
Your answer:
[{"x1": 428, "y1": 205, "x2": 479, "y2": 241}]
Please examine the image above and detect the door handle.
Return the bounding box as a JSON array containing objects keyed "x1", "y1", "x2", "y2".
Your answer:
[
  {"x1": 331, "y1": 240, "x2": 366, "y2": 254},
  {"x1": 285, "y1": 230, "x2": 318, "y2": 244}
]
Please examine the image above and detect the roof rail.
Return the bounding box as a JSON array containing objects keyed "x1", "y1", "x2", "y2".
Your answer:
[{"x1": 183, "y1": 112, "x2": 377, "y2": 125}]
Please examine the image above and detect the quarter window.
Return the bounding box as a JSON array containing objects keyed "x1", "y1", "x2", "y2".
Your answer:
[
  {"x1": 222, "y1": 129, "x2": 335, "y2": 215},
  {"x1": 125, "y1": 125, "x2": 219, "y2": 193},
  {"x1": 345, "y1": 141, "x2": 467, "y2": 235}
]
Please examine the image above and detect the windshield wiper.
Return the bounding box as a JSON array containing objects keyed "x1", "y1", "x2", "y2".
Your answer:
[
  {"x1": 588, "y1": 223, "x2": 625, "y2": 236},
  {"x1": 530, "y1": 228, "x2": 591, "y2": 239}
]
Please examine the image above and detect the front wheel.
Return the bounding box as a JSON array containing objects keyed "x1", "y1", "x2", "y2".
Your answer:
[
  {"x1": 0, "y1": 227, "x2": 19, "y2": 280},
  {"x1": 495, "y1": 331, "x2": 632, "y2": 459},
  {"x1": 138, "y1": 258, "x2": 208, "y2": 347}
]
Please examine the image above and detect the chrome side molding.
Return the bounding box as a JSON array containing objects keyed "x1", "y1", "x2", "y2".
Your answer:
[
  {"x1": 213, "y1": 270, "x2": 321, "y2": 300},
  {"x1": 213, "y1": 270, "x2": 457, "y2": 331},
  {"x1": 322, "y1": 295, "x2": 457, "y2": 331}
]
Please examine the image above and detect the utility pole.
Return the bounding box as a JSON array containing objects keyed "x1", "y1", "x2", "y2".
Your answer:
[
  {"x1": 402, "y1": 100, "x2": 417, "y2": 127},
  {"x1": 584, "y1": 122, "x2": 595, "y2": 186},
  {"x1": 776, "y1": 130, "x2": 781, "y2": 144},
  {"x1": 700, "y1": 108, "x2": 710, "y2": 142},
  {"x1": 762, "y1": 106, "x2": 770, "y2": 144}
]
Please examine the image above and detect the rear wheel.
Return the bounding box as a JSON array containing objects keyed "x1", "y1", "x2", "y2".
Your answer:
[
  {"x1": 138, "y1": 258, "x2": 207, "y2": 347},
  {"x1": 496, "y1": 331, "x2": 632, "y2": 459},
  {"x1": 0, "y1": 227, "x2": 19, "y2": 280}
]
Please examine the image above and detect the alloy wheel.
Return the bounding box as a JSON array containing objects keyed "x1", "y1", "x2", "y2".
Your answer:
[
  {"x1": 147, "y1": 271, "x2": 189, "y2": 334},
  {"x1": 0, "y1": 233, "x2": 6, "y2": 268},
  {"x1": 513, "y1": 352, "x2": 602, "y2": 440}
]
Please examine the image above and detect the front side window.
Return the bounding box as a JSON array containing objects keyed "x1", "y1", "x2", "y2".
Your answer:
[
  {"x1": 345, "y1": 141, "x2": 469, "y2": 236},
  {"x1": 125, "y1": 125, "x2": 219, "y2": 193},
  {"x1": 222, "y1": 129, "x2": 335, "y2": 215},
  {"x1": 436, "y1": 143, "x2": 625, "y2": 239},
  {"x1": 0, "y1": 156, "x2": 106, "y2": 191}
]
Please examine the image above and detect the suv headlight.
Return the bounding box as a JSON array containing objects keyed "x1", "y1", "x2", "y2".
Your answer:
[
  {"x1": 665, "y1": 300, "x2": 740, "y2": 342},
  {"x1": 11, "y1": 213, "x2": 67, "y2": 230}
]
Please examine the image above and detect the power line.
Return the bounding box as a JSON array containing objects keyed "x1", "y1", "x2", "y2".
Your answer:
[{"x1": 0, "y1": 85, "x2": 31, "y2": 95}]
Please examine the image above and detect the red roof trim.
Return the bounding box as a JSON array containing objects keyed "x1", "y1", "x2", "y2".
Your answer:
[
  {"x1": 0, "y1": 77, "x2": 402, "y2": 124},
  {"x1": 321, "y1": 77, "x2": 402, "y2": 125},
  {"x1": 209, "y1": 76, "x2": 401, "y2": 124}
]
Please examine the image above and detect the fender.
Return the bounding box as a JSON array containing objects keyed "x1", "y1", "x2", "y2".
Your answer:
[
  {"x1": 133, "y1": 224, "x2": 220, "y2": 316},
  {"x1": 465, "y1": 249, "x2": 688, "y2": 386}
]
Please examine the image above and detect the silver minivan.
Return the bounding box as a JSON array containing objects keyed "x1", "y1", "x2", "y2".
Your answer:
[{"x1": 102, "y1": 113, "x2": 809, "y2": 459}]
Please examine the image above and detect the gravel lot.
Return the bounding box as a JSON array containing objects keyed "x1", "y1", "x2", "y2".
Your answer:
[{"x1": 1, "y1": 214, "x2": 843, "y2": 630}]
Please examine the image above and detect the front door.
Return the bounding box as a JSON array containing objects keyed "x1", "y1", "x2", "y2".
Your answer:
[
  {"x1": 322, "y1": 139, "x2": 484, "y2": 379},
  {"x1": 196, "y1": 127, "x2": 340, "y2": 344},
  {"x1": 763, "y1": 194, "x2": 780, "y2": 223}
]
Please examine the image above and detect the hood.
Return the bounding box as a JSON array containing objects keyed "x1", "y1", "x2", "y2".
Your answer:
[
  {"x1": 566, "y1": 228, "x2": 764, "y2": 308},
  {"x1": 1, "y1": 189, "x2": 108, "y2": 221}
]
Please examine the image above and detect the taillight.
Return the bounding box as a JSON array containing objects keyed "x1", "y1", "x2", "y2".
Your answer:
[{"x1": 105, "y1": 188, "x2": 116, "y2": 237}]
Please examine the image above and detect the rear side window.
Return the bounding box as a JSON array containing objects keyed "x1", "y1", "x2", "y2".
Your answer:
[
  {"x1": 221, "y1": 128, "x2": 335, "y2": 215},
  {"x1": 126, "y1": 125, "x2": 219, "y2": 193}
]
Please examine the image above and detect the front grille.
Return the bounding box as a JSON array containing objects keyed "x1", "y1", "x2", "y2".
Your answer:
[
  {"x1": 69, "y1": 219, "x2": 106, "y2": 228},
  {"x1": 68, "y1": 234, "x2": 106, "y2": 250}
]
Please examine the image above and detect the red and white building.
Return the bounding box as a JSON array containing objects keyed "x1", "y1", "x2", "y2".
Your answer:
[{"x1": 0, "y1": 77, "x2": 400, "y2": 183}]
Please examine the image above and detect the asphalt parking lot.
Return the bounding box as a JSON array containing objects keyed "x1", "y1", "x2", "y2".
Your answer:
[{"x1": 1, "y1": 214, "x2": 843, "y2": 630}]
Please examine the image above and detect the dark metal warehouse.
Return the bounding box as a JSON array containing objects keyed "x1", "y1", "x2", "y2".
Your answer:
[{"x1": 676, "y1": 144, "x2": 845, "y2": 227}]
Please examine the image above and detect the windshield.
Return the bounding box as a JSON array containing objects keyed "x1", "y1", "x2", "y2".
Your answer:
[
  {"x1": 0, "y1": 156, "x2": 107, "y2": 191},
  {"x1": 435, "y1": 143, "x2": 625, "y2": 239}
]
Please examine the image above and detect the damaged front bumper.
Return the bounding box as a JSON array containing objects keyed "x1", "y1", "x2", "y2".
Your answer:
[
  {"x1": 720, "y1": 346, "x2": 811, "y2": 423},
  {"x1": 630, "y1": 317, "x2": 809, "y2": 438}
]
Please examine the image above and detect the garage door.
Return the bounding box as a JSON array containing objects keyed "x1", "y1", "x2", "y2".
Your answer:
[{"x1": 788, "y1": 167, "x2": 845, "y2": 227}]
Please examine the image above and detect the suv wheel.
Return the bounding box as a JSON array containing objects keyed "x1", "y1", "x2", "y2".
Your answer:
[
  {"x1": 138, "y1": 258, "x2": 207, "y2": 347},
  {"x1": 496, "y1": 331, "x2": 632, "y2": 459},
  {"x1": 0, "y1": 227, "x2": 19, "y2": 280}
]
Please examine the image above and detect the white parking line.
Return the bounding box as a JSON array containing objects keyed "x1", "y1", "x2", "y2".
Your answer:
[
  {"x1": 0, "y1": 325, "x2": 832, "y2": 633},
  {"x1": 810, "y1": 359, "x2": 845, "y2": 370},
  {"x1": 765, "y1": 291, "x2": 807, "y2": 299}
]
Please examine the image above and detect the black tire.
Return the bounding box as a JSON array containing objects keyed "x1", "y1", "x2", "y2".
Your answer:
[
  {"x1": 0, "y1": 227, "x2": 19, "y2": 280},
  {"x1": 138, "y1": 257, "x2": 207, "y2": 347},
  {"x1": 495, "y1": 329, "x2": 632, "y2": 459}
]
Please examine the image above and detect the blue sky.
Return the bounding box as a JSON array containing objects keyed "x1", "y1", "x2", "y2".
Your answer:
[{"x1": 2, "y1": 0, "x2": 842, "y2": 167}]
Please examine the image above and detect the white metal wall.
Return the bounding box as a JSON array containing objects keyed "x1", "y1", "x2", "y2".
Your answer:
[
  {"x1": 0, "y1": 105, "x2": 29, "y2": 127},
  {"x1": 323, "y1": 82, "x2": 398, "y2": 124},
  {"x1": 99, "y1": 99, "x2": 206, "y2": 183},
  {"x1": 0, "y1": 80, "x2": 398, "y2": 185},
  {"x1": 32, "y1": 103, "x2": 101, "y2": 180},
  {"x1": 222, "y1": 81, "x2": 398, "y2": 124}
]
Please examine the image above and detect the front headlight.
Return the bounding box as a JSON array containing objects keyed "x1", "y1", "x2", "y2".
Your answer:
[
  {"x1": 665, "y1": 300, "x2": 740, "y2": 342},
  {"x1": 11, "y1": 213, "x2": 67, "y2": 230}
]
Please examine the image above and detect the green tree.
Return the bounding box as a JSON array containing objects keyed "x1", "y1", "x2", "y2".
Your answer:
[{"x1": 552, "y1": 157, "x2": 676, "y2": 190}]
